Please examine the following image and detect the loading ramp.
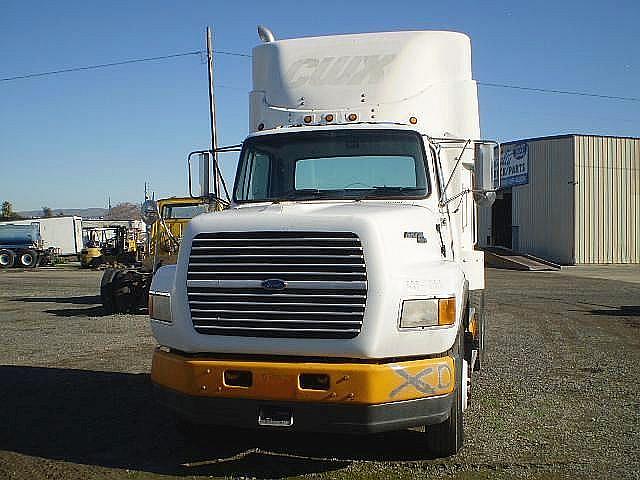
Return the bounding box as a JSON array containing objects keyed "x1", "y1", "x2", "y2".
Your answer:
[{"x1": 481, "y1": 247, "x2": 561, "y2": 271}]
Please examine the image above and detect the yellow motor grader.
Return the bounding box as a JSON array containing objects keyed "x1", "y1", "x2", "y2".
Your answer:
[{"x1": 100, "y1": 197, "x2": 207, "y2": 313}]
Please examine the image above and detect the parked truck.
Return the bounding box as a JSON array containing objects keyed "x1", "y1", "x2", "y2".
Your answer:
[
  {"x1": 0, "y1": 223, "x2": 57, "y2": 267},
  {"x1": 149, "y1": 29, "x2": 496, "y2": 457},
  {"x1": 0, "y1": 216, "x2": 83, "y2": 257}
]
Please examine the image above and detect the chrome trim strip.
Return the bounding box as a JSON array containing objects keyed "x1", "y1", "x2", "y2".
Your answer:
[{"x1": 187, "y1": 279, "x2": 366, "y2": 290}]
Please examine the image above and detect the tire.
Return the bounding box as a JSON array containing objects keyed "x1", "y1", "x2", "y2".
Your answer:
[
  {"x1": 19, "y1": 250, "x2": 38, "y2": 268},
  {"x1": 89, "y1": 256, "x2": 105, "y2": 268},
  {"x1": 0, "y1": 249, "x2": 15, "y2": 268},
  {"x1": 111, "y1": 271, "x2": 138, "y2": 313},
  {"x1": 100, "y1": 269, "x2": 117, "y2": 314},
  {"x1": 468, "y1": 290, "x2": 486, "y2": 371},
  {"x1": 426, "y1": 331, "x2": 465, "y2": 457}
]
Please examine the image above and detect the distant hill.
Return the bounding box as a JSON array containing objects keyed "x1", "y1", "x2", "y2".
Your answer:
[{"x1": 17, "y1": 207, "x2": 108, "y2": 219}]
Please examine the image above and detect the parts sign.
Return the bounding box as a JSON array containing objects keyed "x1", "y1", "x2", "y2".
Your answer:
[{"x1": 495, "y1": 142, "x2": 529, "y2": 188}]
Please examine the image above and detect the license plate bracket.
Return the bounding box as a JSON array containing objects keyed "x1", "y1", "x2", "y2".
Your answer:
[{"x1": 258, "y1": 406, "x2": 294, "y2": 427}]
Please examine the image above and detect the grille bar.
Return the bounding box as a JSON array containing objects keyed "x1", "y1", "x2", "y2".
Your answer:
[
  {"x1": 187, "y1": 279, "x2": 366, "y2": 289},
  {"x1": 188, "y1": 292, "x2": 365, "y2": 299},
  {"x1": 193, "y1": 325, "x2": 361, "y2": 333},
  {"x1": 189, "y1": 301, "x2": 365, "y2": 308},
  {"x1": 191, "y1": 317, "x2": 362, "y2": 324}
]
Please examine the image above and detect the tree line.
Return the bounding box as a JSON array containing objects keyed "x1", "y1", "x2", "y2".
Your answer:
[{"x1": 1, "y1": 200, "x2": 141, "y2": 221}]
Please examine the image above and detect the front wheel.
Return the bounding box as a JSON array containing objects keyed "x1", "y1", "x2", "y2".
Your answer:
[
  {"x1": 425, "y1": 332, "x2": 465, "y2": 457},
  {"x1": 100, "y1": 269, "x2": 117, "y2": 314}
]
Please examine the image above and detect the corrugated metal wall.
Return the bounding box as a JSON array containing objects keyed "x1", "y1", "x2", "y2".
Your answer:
[
  {"x1": 574, "y1": 135, "x2": 640, "y2": 263},
  {"x1": 512, "y1": 137, "x2": 575, "y2": 264}
]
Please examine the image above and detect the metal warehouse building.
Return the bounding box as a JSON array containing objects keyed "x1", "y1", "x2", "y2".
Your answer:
[{"x1": 479, "y1": 134, "x2": 640, "y2": 264}]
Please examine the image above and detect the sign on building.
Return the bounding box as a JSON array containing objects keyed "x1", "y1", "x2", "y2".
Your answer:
[{"x1": 494, "y1": 142, "x2": 529, "y2": 188}]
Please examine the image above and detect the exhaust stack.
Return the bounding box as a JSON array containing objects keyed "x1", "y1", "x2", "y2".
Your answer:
[{"x1": 257, "y1": 25, "x2": 276, "y2": 43}]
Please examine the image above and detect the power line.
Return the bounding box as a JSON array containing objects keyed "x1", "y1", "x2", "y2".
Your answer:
[
  {"x1": 0, "y1": 49, "x2": 250, "y2": 83},
  {"x1": 1, "y1": 49, "x2": 638, "y2": 104},
  {"x1": 478, "y1": 81, "x2": 640, "y2": 103}
]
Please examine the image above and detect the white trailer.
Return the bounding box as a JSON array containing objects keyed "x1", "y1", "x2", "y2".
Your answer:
[
  {"x1": 149, "y1": 29, "x2": 496, "y2": 457},
  {"x1": 1, "y1": 216, "x2": 83, "y2": 256}
]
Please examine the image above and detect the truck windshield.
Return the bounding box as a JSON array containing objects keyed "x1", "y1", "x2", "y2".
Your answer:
[
  {"x1": 162, "y1": 204, "x2": 207, "y2": 219},
  {"x1": 234, "y1": 129, "x2": 430, "y2": 202}
]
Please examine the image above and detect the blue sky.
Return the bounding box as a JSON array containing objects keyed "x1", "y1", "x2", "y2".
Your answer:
[{"x1": 1, "y1": 0, "x2": 638, "y2": 210}]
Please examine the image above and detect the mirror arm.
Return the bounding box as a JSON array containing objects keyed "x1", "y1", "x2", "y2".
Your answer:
[
  {"x1": 441, "y1": 139, "x2": 471, "y2": 201},
  {"x1": 439, "y1": 188, "x2": 472, "y2": 207}
]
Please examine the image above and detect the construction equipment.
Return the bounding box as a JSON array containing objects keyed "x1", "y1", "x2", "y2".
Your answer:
[
  {"x1": 79, "y1": 226, "x2": 141, "y2": 268},
  {"x1": 100, "y1": 197, "x2": 207, "y2": 313}
]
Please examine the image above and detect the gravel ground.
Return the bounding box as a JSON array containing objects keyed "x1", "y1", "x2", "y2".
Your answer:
[{"x1": 0, "y1": 265, "x2": 638, "y2": 479}]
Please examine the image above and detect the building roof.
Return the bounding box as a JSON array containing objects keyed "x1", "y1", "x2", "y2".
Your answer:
[{"x1": 501, "y1": 133, "x2": 640, "y2": 146}]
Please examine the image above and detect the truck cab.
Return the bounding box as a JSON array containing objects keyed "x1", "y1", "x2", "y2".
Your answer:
[{"x1": 149, "y1": 29, "x2": 495, "y2": 457}]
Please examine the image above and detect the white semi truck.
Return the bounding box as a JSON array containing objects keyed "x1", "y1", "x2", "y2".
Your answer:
[{"x1": 149, "y1": 29, "x2": 496, "y2": 456}]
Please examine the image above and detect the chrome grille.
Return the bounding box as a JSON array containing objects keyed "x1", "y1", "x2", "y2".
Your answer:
[{"x1": 187, "y1": 231, "x2": 366, "y2": 339}]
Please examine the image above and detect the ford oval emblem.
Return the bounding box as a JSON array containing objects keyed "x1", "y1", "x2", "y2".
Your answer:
[{"x1": 262, "y1": 278, "x2": 287, "y2": 291}]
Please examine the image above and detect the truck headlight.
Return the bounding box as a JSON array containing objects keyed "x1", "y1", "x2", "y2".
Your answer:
[
  {"x1": 149, "y1": 291, "x2": 172, "y2": 323},
  {"x1": 400, "y1": 297, "x2": 456, "y2": 328}
]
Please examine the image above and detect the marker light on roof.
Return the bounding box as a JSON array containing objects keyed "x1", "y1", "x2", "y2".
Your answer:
[
  {"x1": 324, "y1": 114, "x2": 334, "y2": 122},
  {"x1": 347, "y1": 113, "x2": 358, "y2": 121}
]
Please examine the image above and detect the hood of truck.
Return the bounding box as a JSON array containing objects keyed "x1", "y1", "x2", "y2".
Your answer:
[
  {"x1": 191, "y1": 200, "x2": 442, "y2": 262},
  {"x1": 154, "y1": 200, "x2": 466, "y2": 359}
]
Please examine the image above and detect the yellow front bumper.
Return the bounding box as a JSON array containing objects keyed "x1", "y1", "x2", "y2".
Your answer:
[{"x1": 151, "y1": 349, "x2": 455, "y2": 405}]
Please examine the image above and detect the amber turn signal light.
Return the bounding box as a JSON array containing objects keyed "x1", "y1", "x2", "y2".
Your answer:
[{"x1": 438, "y1": 298, "x2": 456, "y2": 326}]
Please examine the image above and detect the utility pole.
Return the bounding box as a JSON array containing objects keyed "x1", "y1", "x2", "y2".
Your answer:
[{"x1": 206, "y1": 26, "x2": 220, "y2": 207}]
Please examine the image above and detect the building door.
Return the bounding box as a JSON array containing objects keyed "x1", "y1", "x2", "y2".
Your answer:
[{"x1": 492, "y1": 190, "x2": 512, "y2": 248}]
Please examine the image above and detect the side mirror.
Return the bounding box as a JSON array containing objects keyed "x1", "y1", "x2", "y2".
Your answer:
[
  {"x1": 141, "y1": 199, "x2": 159, "y2": 225},
  {"x1": 187, "y1": 151, "x2": 212, "y2": 199},
  {"x1": 472, "y1": 143, "x2": 497, "y2": 207}
]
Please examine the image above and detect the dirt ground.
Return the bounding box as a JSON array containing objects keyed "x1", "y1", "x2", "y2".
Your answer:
[{"x1": 0, "y1": 264, "x2": 638, "y2": 479}]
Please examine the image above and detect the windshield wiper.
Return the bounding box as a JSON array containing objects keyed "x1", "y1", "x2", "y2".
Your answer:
[
  {"x1": 355, "y1": 186, "x2": 424, "y2": 199},
  {"x1": 283, "y1": 189, "x2": 334, "y2": 200}
]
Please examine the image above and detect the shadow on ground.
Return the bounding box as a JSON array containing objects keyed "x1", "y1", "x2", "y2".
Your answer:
[
  {"x1": 0, "y1": 366, "x2": 436, "y2": 478},
  {"x1": 12, "y1": 296, "x2": 147, "y2": 317},
  {"x1": 587, "y1": 305, "x2": 640, "y2": 317},
  {"x1": 13, "y1": 295, "x2": 102, "y2": 305}
]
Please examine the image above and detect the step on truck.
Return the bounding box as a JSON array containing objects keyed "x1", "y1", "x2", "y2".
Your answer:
[{"x1": 149, "y1": 28, "x2": 496, "y2": 457}]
